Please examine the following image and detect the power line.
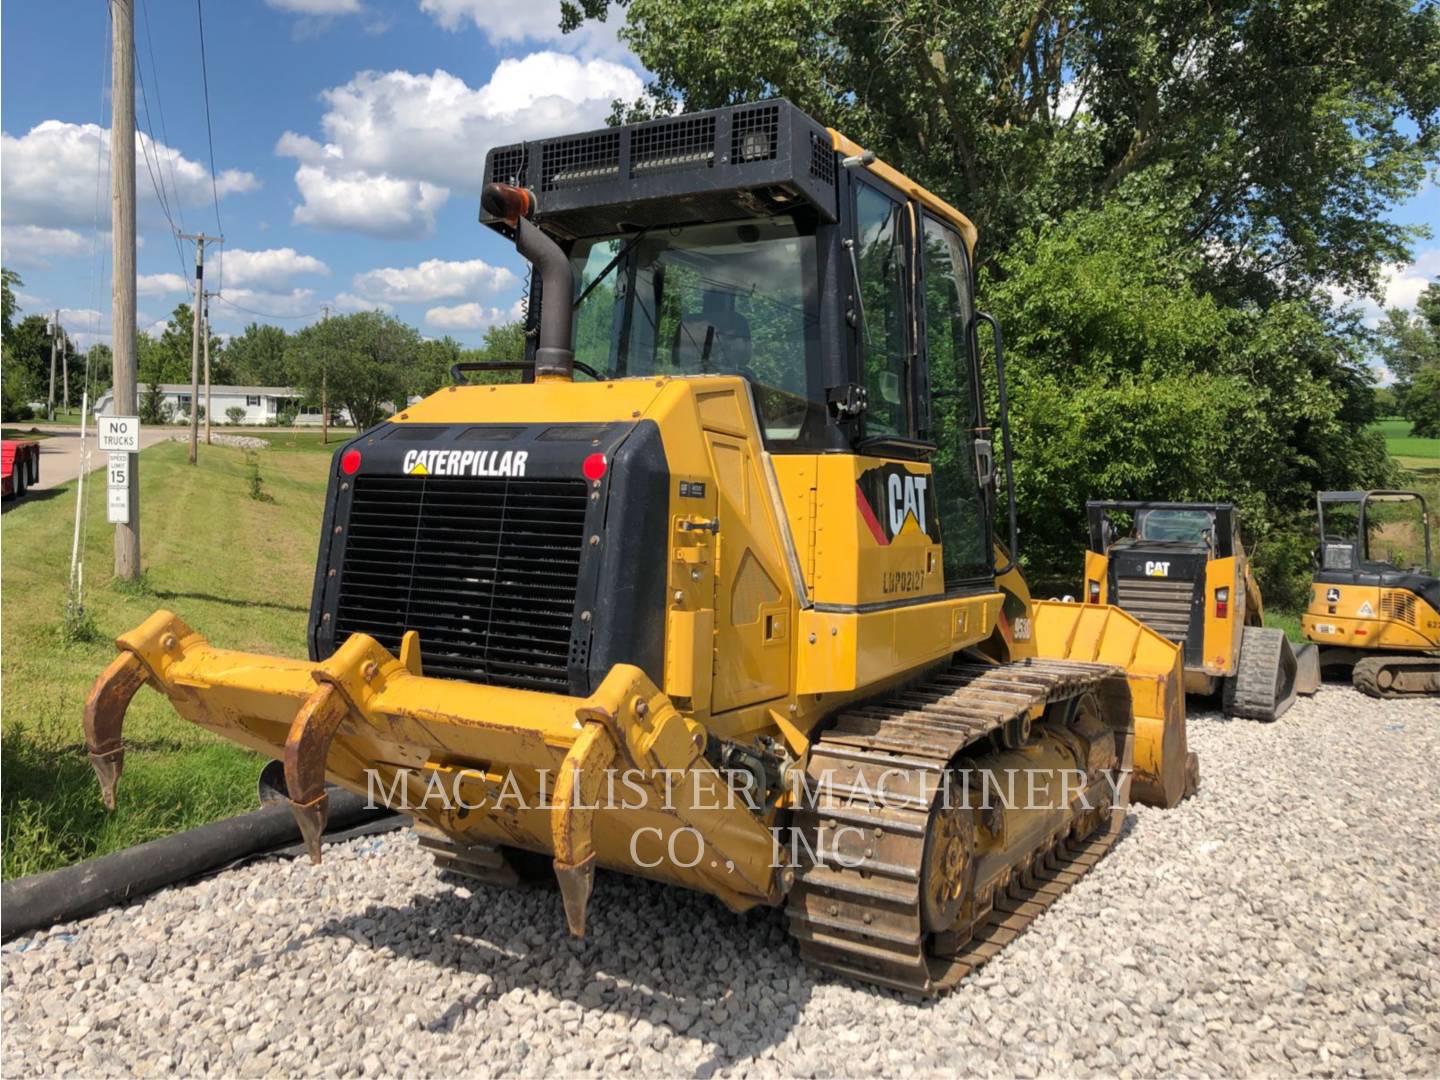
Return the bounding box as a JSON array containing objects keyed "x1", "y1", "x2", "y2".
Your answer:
[
  {"x1": 195, "y1": 0, "x2": 223, "y2": 243},
  {"x1": 138, "y1": 0, "x2": 188, "y2": 238},
  {"x1": 131, "y1": 39, "x2": 188, "y2": 278},
  {"x1": 212, "y1": 293, "x2": 325, "y2": 321}
]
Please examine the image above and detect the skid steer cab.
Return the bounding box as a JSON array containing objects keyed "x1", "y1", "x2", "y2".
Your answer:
[
  {"x1": 85, "y1": 98, "x2": 1197, "y2": 997},
  {"x1": 1083, "y1": 501, "x2": 1317, "y2": 721},
  {"x1": 1303, "y1": 490, "x2": 1440, "y2": 697}
]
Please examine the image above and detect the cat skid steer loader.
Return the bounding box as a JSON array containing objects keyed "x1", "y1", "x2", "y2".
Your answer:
[
  {"x1": 85, "y1": 100, "x2": 1196, "y2": 997},
  {"x1": 1083, "y1": 501, "x2": 1320, "y2": 721}
]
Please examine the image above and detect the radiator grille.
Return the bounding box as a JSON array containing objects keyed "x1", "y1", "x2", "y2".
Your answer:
[
  {"x1": 1114, "y1": 577, "x2": 1196, "y2": 642},
  {"x1": 488, "y1": 145, "x2": 528, "y2": 187},
  {"x1": 1381, "y1": 590, "x2": 1417, "y2": 626},
  {"x1": 336, "y1": 475, "x2": 588, "y2": 691}
]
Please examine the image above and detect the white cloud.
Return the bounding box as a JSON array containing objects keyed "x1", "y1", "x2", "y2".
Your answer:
[
  {"x1": 277, "y1": 55, "x2": 641, "y2": 237},
  {"x1": 266, "y1": 0, "x2": 361, "y2": 12},
  {"x1": 211, "y1": 288, "x2": 318, "y2": 319},
  {"x1": 333, "y1": 291, "x2": 393, "y2": 314},
  {"x1": 1, "y1": 121, "x2": 258, "y2": 233},
  {"x1": 0, "y1": 225, "x2": 91, "y2": 268},
  {"x1": 137, "y1": 272, "x2": 189, "y2": 296},
  {"x1": 418, "y1": 0, "x2": 628, "y2": 58},
  {"x1": 424, "y1": 302, "x2": 509, "y2": 330},
  {"x1": 290, "y1": 164, "x2": 448, "y2": 238},
  {"x1": 1327, "y1": 248, "x2": 1440, "y2": 325},
  {"x1": 219, "y1": 247, "x2": 330, "y2": 288},
  {"x1": 352, "y1": 258, "x2": 515, "y2": 304}
]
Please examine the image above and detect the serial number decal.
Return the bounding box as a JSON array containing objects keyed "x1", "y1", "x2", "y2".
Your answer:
[
  {"x1": 882, "y1": 568, "x2": 926, "y2": 595},
  {"x1": 1313, "y1": 623, "x2": 1337, "y2": 635},
  {"x1": 403, "y1": 448, "x2": 528, "y2": 478}
]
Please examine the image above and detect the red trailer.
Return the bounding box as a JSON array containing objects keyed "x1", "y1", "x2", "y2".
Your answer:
[{"x1": 2, "y1": 439, "x2": 40, "y2": 497}]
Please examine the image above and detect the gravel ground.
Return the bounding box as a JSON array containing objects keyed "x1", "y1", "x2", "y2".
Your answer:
[
  {"x1": 166, "y1": 433, "x2": 269, "y2": 450},
  {"x1": 4, "y1": 687, "x2": 1438, "y2": 1077}
]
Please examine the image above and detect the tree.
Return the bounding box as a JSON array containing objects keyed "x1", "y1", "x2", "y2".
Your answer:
[
  {"x1": 413, "y1": 335, "x2": 463, "y2": 398},
  {"x1": 83, "y1": 344, "x2": 114, "y2": 401},
  {"x1": 286, "y1": 311, "x2": 421, "y2": 431},
  {"x1": 570, "y1": 0, "x2": 1437, "y2": 302},
  {"x1": 139, "y1": 382, "x2": 167, "y2": 425},
  {"x1": 139, "y1": 304, "x2": 227, "y2": 385},
  {"x1": 2, "y1": 268, "x2": 21, "y2": 333},
  {"x1": 1407, "y1": 361, "x2": 1440, "y2": 438},
  {"x1": 225, "y1": 323, "x2": 291, "y2": 386},
  {"x1": 3, "y1": 314, "x2": 53, "y2": 405},
  {"x1": 226, "y1": 406, "x2": 246, "y2": 426}
]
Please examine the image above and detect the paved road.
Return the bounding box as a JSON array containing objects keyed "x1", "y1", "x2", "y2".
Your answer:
[{"x1": 7, "y1": 423, "x2": 170, "y2": 491}]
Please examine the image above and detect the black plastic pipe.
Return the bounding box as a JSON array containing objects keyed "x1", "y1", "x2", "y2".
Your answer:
[{"x1": 0, "y1": 790, "x2": 395, "y2": 942}]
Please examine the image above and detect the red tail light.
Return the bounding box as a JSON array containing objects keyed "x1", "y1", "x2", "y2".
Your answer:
[
  {"x1": 340, "y1": 449, "x2": 361, "y2": 475},
  {"x1": 1087, "y1": 580, "x2": 1100, "y2": 604},
  {"x1": 1215, "y1": 587, "x2": 1229, "y2": 619}
]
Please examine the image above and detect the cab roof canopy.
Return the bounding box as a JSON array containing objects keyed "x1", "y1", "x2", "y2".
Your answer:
[{"x1": 480, "y1": 98, "x2": 977, "y2": 250}]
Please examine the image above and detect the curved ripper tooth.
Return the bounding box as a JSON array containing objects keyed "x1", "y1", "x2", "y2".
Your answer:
[
  {"x1": 551, "y1": 722, "x2": 617, "y2": 937},
  {"x1": 284, "y1": 683, "x2": 350, "y2": 864},
  {"x1": 83, "y1": 652, "x2": 149, "y2": 811}
]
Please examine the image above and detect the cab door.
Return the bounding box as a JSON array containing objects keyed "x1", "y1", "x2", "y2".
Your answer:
[{"x1": 916, "y1": 213, "x2": 993, "y2": 589}]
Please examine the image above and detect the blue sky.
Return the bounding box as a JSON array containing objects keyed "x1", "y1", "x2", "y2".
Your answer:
[{"x1": 1, "y1": 0, "x2": 1436, "y2": 358}]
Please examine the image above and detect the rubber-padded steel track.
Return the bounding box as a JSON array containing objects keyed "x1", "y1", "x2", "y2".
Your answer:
[
  {"x1": 1353, "y1": 654, "x2": 1440, "y2": 698},
  {"x1": 1224, "y1": 626, "x2": 1297, "y2": 722},
  {"x1": 785, "y1": 658, "x2": 1133, "y2": 997}
]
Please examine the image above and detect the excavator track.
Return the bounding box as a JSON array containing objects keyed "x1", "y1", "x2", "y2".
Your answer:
[
  {"x1": 785, "y1": 658, "x2": 1133, "y2": 998},
  {"x1": 1224, "y1": 626, "x2": 1299, "y2": 722},
  {"x1": 1352, "y1": 654, "x2": 1440, "y2": 698}
]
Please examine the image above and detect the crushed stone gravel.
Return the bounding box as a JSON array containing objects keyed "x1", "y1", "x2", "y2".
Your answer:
[{"x1": 3, "y1": 687, "x2": 1438, "y2": 1077}]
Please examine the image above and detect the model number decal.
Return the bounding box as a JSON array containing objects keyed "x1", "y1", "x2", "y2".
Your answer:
[
  {"x1": 1145, "y1": 561, "x2": 1171, "y2": 577},
  {"x1": 403, "y1": 448, "x2": 528, "y2": 478}
]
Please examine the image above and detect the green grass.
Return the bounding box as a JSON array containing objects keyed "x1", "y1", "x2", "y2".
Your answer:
[
  {"x1": 1264, "y1": 609, "x2": 1306, "y2": 644},
  {"x1": 1371, "y1": 418, "x2": 1440, "y2": 469},
  {"x1": 1, "y1": 428, "x2": 53, "y2": 441},
  {"x1": 1, "y1": 440, "x2": 333, "y2": 878}
]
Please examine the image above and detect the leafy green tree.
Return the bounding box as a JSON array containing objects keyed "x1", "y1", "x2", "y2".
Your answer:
[
  {"x1": 139, "y1": 381, "x2": 167, "y2": 425},
  {"x1": 286, "y1": 311, "x2": 421, "y2": 431},
  {"x1": 139, "y1": 304, "x2": 227, "y2": 385},
  {"x1": 3, "y1": 314, "x2": 53, "y2": 404},
  {"x1": 1407, "y1": 361, "x2": 1440, "y2": 438},
  {"x1": 225, "y1": 323, "x2": 290, "y2": 387},
  {"x1": 454, "y1": 321, "x2": 529, "y2": 385},
  {"x1": 2, "y1": 268, "x2": 22, "y2": 332},
  {"x1": 412, "y1": 335, "x2": 463, "y2": 398},
  {"x1": 570, "y1": 0, "x2": 1438, "y2": 301}
]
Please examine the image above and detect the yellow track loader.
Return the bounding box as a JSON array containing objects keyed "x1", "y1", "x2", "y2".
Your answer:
[
  {"x1": 1083, "y1": 501, "x2": 1320, "y2": 720},
  {"x1": 1304, "y1": 490, "x2": 1440, "y2": 696},
  {"x1": 85, "y1": 100, "x2": 1196, "y2": 996}
]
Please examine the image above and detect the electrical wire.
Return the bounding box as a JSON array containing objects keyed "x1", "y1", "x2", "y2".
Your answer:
[
  {"x1": 195, "y1": 0, "x2": 224, "y2": 249},
  {"x1": 212, "y1": 293, "x2": 325, "y2": 321},
  {"x1": 132, "y1": 41, "x2": 189, "y2": 278},
  {"x1": 138, "y1": 0, "x2": 188, "y2": 239}
]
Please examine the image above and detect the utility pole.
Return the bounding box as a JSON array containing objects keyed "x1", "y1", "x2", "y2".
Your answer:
[
  {"x1": 111, "y1": 0, "x2": 141, "y2": 580},
  {"x1": 47, "y1": 310, "x2": 59, "y2": 421},
  {"x1": 202, "y1": 292, "x2": 212, "y2": 444},
  {"x1": 179, "y1": 233, "x2": 221, "y2": 464},
  {"x1": 320, "y1": 304, "x2": 329, "y2": 445},
  {"x1": 62, "y1": 328, "x2": 69, "y2": 417}
]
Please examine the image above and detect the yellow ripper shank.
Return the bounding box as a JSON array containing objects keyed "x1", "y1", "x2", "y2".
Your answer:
[{"x1": 84, "y1": 610, "x2": 782, "y2": 934}]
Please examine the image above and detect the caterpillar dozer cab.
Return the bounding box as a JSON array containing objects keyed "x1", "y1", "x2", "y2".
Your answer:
[
  {"x1": 1303, "y1": 490, "x2": 1440, "y2": 697},
  {"x1": 1083, "y1": 501, "x2": 1319, "y2": 720},
  {"x1": 84, "y1": 100, "x2": 1196, "y2": 997}
]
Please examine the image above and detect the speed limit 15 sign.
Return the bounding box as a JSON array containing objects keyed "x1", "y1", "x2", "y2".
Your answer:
[{"x1": 98, "y1": 415, "x2": 141, "y2": 453}]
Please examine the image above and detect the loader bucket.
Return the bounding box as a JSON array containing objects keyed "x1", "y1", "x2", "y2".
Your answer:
[
  {"x1": 83, "y1": 611, "x2": 781, "y2": 931},
  {"x1": 1030, "y1": 600, "x2": 1198, "y2": 808}
]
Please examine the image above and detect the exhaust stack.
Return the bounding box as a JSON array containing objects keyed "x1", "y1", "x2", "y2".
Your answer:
[{"x1": 481, "y1": 182, "x2": 575, "y2": 380}]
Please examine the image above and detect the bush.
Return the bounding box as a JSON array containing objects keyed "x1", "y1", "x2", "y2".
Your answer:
[
  {"x1": 225, "y1": 406, "x2": 246, "y2": 426},
  {"x1": 276, "y1": 406, "x2": 297, "y2": 427},
  {"x1": 1247, "y1": 525, "x2": 1315, "y2": 615}
]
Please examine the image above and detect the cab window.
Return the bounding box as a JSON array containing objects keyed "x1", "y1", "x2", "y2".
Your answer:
[
  {"x1": 853, "y1": 183, "x2": 912, "y2": 437},
  {"x1": 921, "y1": 215, "x2": 990, "y2": 584}
]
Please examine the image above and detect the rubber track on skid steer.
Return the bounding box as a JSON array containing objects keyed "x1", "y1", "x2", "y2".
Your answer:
[
  {"x1": 1353, "y1": 654, "x2": 1440, "y2": 698},
  {"x1": 785, "y1": 658, "x2": 1131, "y2": 998},
  {"x1": 1223, "y1": 626, "x2": 1295, "y2": 722}
]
